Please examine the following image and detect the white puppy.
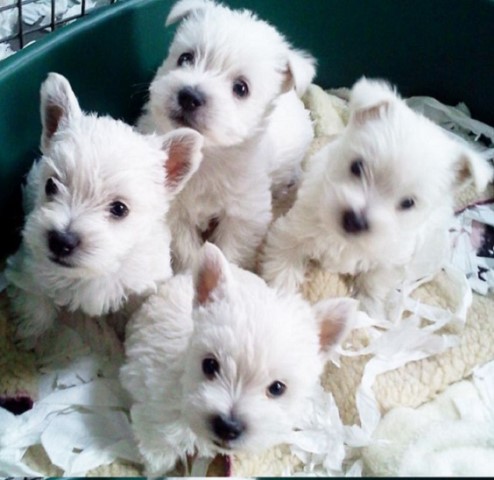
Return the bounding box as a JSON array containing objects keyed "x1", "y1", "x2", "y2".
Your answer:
[
  {"x1": 120, "y1": 242, "x2": 355, "y2": 476},
  {"x1": 137, "y1": 0, "x2": 316, "y2": 271},
  {"x1": 261, "y1": 77, "x2": 494, "y2": 319},
  {"x1": 5, "y1": 73, "x2": 203, "y2": 348}
]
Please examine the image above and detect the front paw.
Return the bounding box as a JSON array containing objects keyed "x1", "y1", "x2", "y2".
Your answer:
[
  {"x1": 8, "y1": 289, "x2": 58, "y2": 350},
  {"x1": 355, "y1": 292, "x2": 388, "y2": 321}
]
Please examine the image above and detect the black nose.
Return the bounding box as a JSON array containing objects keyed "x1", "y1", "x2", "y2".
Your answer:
[
  {"x1": 177, "y1": 86, "x2": 206, "y2": 112},
  {"x1": 342, "y1": 210, "x2": 369, "y2": 234},
  {"x1": 211, "y1": 414, "x2": 245, "y2": 441},
  {"x1": 47, "y1": 229, "x2": 81, "y2": 257}
]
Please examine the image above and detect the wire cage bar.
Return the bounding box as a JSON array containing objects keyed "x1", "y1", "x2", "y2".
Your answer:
[{"x1": 0, "y1": 0, "x2": 118, "y2": 51}]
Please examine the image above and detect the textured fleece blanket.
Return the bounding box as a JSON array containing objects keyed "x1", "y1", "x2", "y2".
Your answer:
[{"x1": 0, "y1": 84, "x2": 493, "y2": 477}]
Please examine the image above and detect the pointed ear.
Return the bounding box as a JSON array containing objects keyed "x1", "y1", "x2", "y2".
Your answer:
[
  {"x1": 40, "y1": 72, "x2": 82, "y2": 153},
  {"x1": 453, "y1": 146, "x2": 494, "y2": 193},
  {"x1": 351, "y1": 101, "x2": 391, "y2": 125},
  {"x1": 282, "y1": 49, "x2": 317, "y2": 96},
  {"x1": 312, "y1": 297, "x2": 357, "y2": 354},
  {"x1": 162, "y1": 127, "x2": 203, "y2": 195},
  {"x1": 166, "y1": 0, "x2": 211, "y2": 26},
  {"x1": 194, "y1": 242, "x2": 232, "y2": 306},
  {"x1": 349, "y1": 77, "x2": 397, "y2": 126}
]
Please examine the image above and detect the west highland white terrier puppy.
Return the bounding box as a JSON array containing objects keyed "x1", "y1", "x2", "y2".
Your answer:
[
  {"x1": 120, "y1": 242, "x2": 356, "y2": 476},
  {"x1": 5, "y1": 73, "x2": 203, "y2": 348},
  {"x1": 137, "y1": 0, "x2": 316, "y2": 271},
  {"x1": 261, "y1": 77, "x2": 494, "y2": 319}
]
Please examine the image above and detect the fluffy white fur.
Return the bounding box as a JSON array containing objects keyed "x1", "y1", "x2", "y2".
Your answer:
[
  {"x1": 261, "y1": 77, "x2": 494, "y2": 319},
  {"x1": 120, "y1": 242, "x2": 356, "y2": 476},
  {"x1": 137, "y1": 0, "x2": 316, "y2": 271},
  {"x1": 5, "y1": 73, "x2": 203, "y2": 348}
]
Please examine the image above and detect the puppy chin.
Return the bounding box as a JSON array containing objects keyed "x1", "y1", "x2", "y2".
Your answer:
[
  {"x1": 168, "y1": 109, "x2": 201, "y2": 132},
  {"x1": 166, "y1": 111, "x2": 244, "y2": 148},
  {"x1": 209, "y1": 433, "x2": 267, "y2": 455},
  {"x1": 210, "y1": 438, "x2": 238, "y2": 453},
  {"x1": 49, "y1": 256, "x2": 76, "y2": 268},
  {"x1": 43, "y1": 248, "x2": 121, "y2": 278}
]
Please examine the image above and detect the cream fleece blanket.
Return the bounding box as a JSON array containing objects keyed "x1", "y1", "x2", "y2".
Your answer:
[{"x1": 0, "y1": 84, "x2": 493, "y2": 477}]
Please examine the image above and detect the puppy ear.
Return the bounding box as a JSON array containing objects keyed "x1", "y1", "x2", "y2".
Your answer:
[
  {"x1": 194, "y1": 242, "x2": 232, "y2": 306},
  {"x1": 283, "y1": 49, "x2": 317, "y2": 96},
  {"x1": 40, "y1": 72, "x2": 82, "y2": 153},
  {"x1": 349, "y1": 77, "x2": 397, "y2": 126},
  {"x1": 312, "y1": 297, "x2": 357, "y2": 354},
  {"x1": 166, "y1": 0, "x2": 211, "y2": 26},
  {"x1": 162, "y1": 127, "x2": 204, "y2": 195},
  {"x1": 453, "y1": 146, "x2": 494, "y2": 193}
]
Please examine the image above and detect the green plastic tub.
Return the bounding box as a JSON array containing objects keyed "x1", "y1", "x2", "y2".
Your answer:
[{"x1": 1, "y1": 0, "x2": 493, "y2": 256}]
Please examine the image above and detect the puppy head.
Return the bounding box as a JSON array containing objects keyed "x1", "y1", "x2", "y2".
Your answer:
[
  {"x1": 24, "y1": 72, "x2": 203, "y2": 279},
  {"x1": 148, "y1": 0, "x2": 316, "y2": 147},
  {"x1": 182, "y1": 243, "x2": 353, "y2": 453},
  {"x1": 316, "y1": 77, "x2": 493, "y2": 267}
]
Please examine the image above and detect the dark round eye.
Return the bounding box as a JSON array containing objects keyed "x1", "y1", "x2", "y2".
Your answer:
[
  {"x1": 177, "y1": 52, "x2": 194, "y2": 67},
  {"x1": 399, "y1": 197, "x2": 415, "y2": 210},
  {"x1": 350, "y1": 159, "x2": 364, "y2": 178},
  {"x1": 109, "y1": 201, "x2": 129, "y2": 218},
  {"x1": 267, "y1": 381, "x2": 286, "y2": 398},
  {"x1": 202, "y1": 357, "x2": 220, "y2": 379},
  {"x1": 45, "y1": 177, "x2": 58, "y2": 196},
  {"x1": 233, "y1": 78, "x2": 249, "y2": 98}
]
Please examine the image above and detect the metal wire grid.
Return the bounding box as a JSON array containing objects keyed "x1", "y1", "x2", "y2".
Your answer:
[{"x1": 0, "y1": 0, "x2": 118, "y2": 50}]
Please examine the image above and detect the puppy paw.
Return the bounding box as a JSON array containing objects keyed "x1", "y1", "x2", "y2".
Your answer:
[
  {"x1": 355, "y1": 292, "x2": 388, "y2": 321},
  {"x1": 8, "y1": 287, "x2": 58, "y2": 349}
]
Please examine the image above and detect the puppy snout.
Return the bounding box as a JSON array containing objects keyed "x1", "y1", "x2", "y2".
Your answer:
[
  {"x1": 177, "y1": 86, "x2": 206, "y2": 112},
  {"x1": 211, "y1": 414, "x2": 245, "y2": 441},
  {"x1": 47, "y1": 229, "x2": 81, "y2": 257},
  {"x1": 342, "y1": 209, "x2": 369, "y2": 234}
]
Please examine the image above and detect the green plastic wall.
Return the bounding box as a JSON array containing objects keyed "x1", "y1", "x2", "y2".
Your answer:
[{"x1": 0, "y1": 0, "x2": 493, "y2": 255}]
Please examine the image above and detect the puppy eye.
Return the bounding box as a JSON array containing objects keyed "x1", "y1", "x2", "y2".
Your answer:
[
  {"x1": 45, "y1": 177, "x2": 59, "y2": 197},
  {"x1": 398, "y1": 197, "x2": 415, "y2": 210},
  {"x1": 233, "y1": 78, "x2": 249, "y2": 98},
  {"x1": 202, "y1": 357, "x2": 220, "y2": 379},
  {"x1": 266, "y1": 381, "x2": 286, "y2": 398},
  {"x1": 350, "y1": 159, "x2": 364, "y2": 178},
  {"x1": 109, "y1": 201, "x2": 129, "y2": 218},
  {"x1": 177, "y1": 52, "x2": 194, "y2": 67}
]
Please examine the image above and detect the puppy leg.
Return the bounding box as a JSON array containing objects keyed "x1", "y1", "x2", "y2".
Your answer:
[
  {"x1": 212, "y1": 186, "x2": 272, "y2": 271},
  {"x1": 169, "y1": 210, "x2": 203, "y2": 273},
  {"x1": 213, "y1": 210, "x2": 272, "y2": 271},
  {"x1": 261, "y1": 213, "x2": 310, "y2": 293},
  {"x1": 8, "y1": 286, "x2": 58, "y2": 349},
  {"x1": 131, "y1": 403, "x2": 194, "y2": 476},
  {"x1": 353, "y1": 266, "x2": 404, "y2": 320}
]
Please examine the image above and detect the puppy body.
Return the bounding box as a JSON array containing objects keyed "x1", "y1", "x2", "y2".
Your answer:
[
  {"x1": 120, "y1": 243, "x2": 355, "y2": 476},
  {"x1": 262, "y1": 78, "x2": 494, "y2": 318},
  {"x1": 5, "y1": 73, "x2": 203, "y2": 347},
  {"x1": 137, "y1": 0, "x2": 316, "y2": 270}
]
